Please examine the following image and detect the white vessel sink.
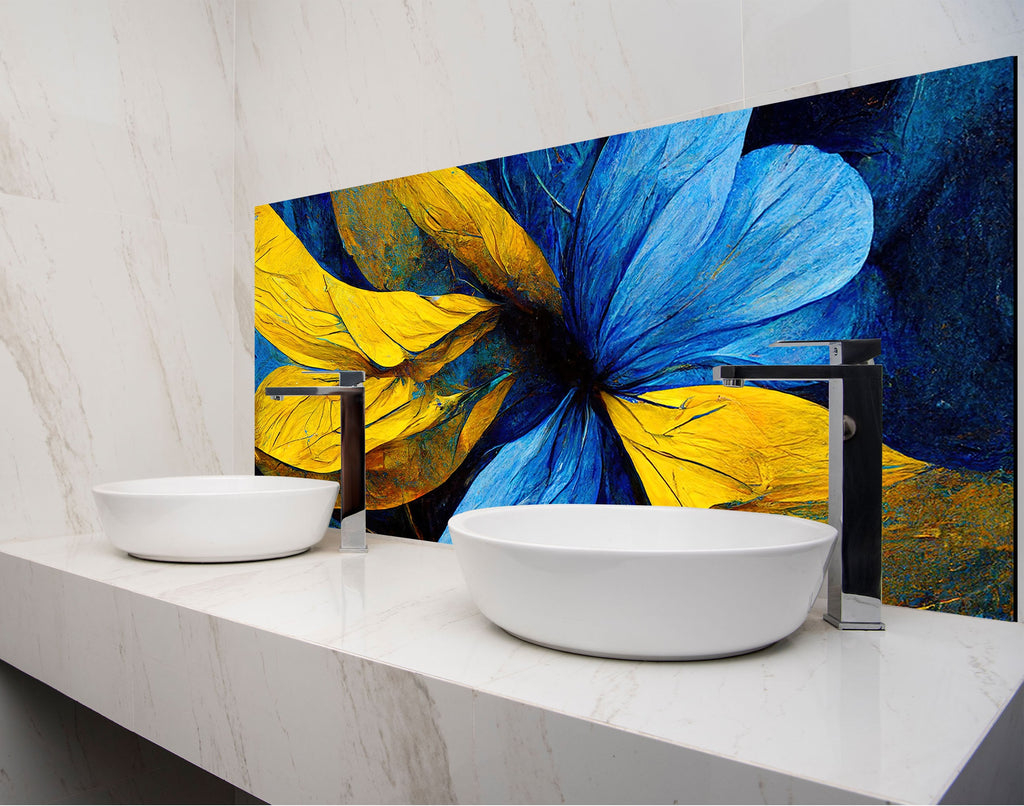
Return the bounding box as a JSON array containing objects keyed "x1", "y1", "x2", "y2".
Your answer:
[
  {"x1": 93, "y1": 475, "x2": 339, "y2": 562},
  {"x1": 447, "y1": 504, "x2": 837, "y2": 660}
]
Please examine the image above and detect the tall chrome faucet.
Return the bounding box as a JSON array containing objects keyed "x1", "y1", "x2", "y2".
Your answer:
[
  {"x1": 713, "y1": 339, "x2": 884, "y2": 630},
  {"x1": 265, "y1": 370, "x2": 367, "y2": 553}
]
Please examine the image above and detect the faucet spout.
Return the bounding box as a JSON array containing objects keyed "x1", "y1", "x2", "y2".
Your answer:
[
  {"x1": 714, "y1": 339, "x2": 884, "y2": 631},
  {"x1": 712, "y1": 364, "x2": 879, "y2": 384},
  {"x1": 264, "y1": 370, "x2": 367, "y2": 553}
]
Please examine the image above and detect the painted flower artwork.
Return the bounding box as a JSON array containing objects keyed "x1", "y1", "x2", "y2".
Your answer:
[{"x1": 255, "y1": 58, "x2": 1015, "y2": 620}]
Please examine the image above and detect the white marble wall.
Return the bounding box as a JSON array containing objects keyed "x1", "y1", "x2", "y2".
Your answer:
[{"x1": 0, "y1": 0, "x2": 236, "y2": 542}]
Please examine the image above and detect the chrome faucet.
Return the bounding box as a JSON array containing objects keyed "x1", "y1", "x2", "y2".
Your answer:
[
  {"x1": 713, "y1": 339, "x2": 884, "y2": 630},
  {"x1": 265, "y1": 370, "x2": 367, "y2": 553}
]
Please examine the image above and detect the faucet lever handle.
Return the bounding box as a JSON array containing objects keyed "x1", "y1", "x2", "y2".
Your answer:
[
  {"x1": 336, "y1": 370, "x2": 365, "y2": 387},
  {"x1": 771, "y1": 339, "x2": 881, "y2": 365},
  {"x1": 299, "y1": 369, "x2": 365, "y2": 387}
]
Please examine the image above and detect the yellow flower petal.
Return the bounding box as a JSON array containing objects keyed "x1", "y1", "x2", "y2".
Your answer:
[
  {"x1": 602, "y1": 385, "x2": 928, "y2": 508},
  {"x1": 365, "y1": 373, "x2": 515, "y2": 508},
  {"x1": 330, "y1": 284, "x2": 498, "y2": 376},
  {"x1": 256, "y1": 367, "x2": 344, "y2": 474},
  {"x1": 254, "y1": 448, "x2": 338, "y2": 486},
  {"x1": 390, "y1": 168, "x2": 563, "y2": 316},
  {"x1": 255, "y1": 204, "x2": 499, "y2": 380},
  {"x1": 255, "y1": 365, "x2": 514, "y2": 507}
]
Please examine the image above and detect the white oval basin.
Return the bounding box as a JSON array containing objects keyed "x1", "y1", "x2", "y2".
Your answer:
[
  {"x1": 447, "y1": 504, "x2": 837, "y2": 661},
  {"x1": 93, "y1": 475, "x2": 339, "y2": 562}
]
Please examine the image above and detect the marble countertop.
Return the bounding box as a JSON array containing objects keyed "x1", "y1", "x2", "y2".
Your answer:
[{"x1": 1, "y1": 531, "x2": 1022, "y2": 804}]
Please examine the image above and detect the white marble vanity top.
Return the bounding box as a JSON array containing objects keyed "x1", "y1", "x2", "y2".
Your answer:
[{"x1": 0, "y1": 531, "x2": 1022, "y2": 804}]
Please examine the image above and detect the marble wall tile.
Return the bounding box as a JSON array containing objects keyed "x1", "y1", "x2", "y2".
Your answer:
[
  {"x1": 742, "y1": 0, "x2": 1024, "y2": 101},
  {"x1": 740, "y1": 34, "x2": 1023, "y2": 113},
  {"x1": 0, "y1": 0, "x2": 234, "y2": 226},
  {"x1": 0, "y1": 193, "x2": 234, "y2": 539},
  {"x1": 1, "y1": 0, "x2": 236, "y2": 539},
  {"x1": 234, "y1": 0, "x2": 743, "y2": 204}
]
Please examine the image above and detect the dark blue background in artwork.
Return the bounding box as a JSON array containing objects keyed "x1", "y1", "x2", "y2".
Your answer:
[
  {"x1": 743, "y1": 57, "x2": 1016, "y2": 472},
  {"x1": 270, "y1": 194, "x2": 370, "y2": 288}
]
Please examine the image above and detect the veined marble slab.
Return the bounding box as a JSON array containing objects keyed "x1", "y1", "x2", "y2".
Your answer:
[{"x1": 0, "y1": 531, "x2": 1021, "y2": 804}]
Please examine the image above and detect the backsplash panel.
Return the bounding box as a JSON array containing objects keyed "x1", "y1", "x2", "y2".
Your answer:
[{"x1": 255, "y1": 58, "x2": 1015, "y2": 620}]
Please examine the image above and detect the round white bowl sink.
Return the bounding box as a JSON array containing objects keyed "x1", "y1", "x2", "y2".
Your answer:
[
  {"x1": 447, "y1": 504, "x2": 837, "y2": 661},
  {"x1": 93, "y1": 475, "x2": 339, "y2": 562}
]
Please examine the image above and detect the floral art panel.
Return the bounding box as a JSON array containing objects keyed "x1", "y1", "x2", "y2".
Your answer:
[{"x1": 255, "y1": 57, "x2": 1015, "y2": 620}]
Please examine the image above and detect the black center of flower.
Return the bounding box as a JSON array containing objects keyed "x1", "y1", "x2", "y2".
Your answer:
[{"x1": 501, "y1": 306, "x2": 596, "y2": 395}]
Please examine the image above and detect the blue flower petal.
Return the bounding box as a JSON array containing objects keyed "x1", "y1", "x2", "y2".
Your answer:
[
  {"x1": 613, "y1": 273, "x2": 864, "y2": 391},
  {"x1": 438, "y1": 390, "x2": 636, "y2": 543},
  {"x1": 598, "y1": 144, "x2": 874, "y2": 391},
  {"x1": 563, "y1": 110, "x2": 752, "y2": 359}
]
